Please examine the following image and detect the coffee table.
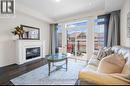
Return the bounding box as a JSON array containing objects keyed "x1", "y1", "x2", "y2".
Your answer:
[{"x1": 46, "y1": 53, "x2": 68, "y2": 76}]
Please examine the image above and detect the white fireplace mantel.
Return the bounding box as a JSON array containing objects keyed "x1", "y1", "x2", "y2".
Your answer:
[{"x1": 16, "y1": 40, "x2": 45, "y2": 65}]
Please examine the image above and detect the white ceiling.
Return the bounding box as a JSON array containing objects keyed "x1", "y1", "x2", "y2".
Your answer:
[
  {"x1": 16, "y1": 0, "x2": 125, "y2": 23},
  {"x1": 105, "y1": 0, "x2": 124, "y2": 13}
]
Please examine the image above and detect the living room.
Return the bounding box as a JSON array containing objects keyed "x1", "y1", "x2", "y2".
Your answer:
[{"x1": 0, "y1": 0, "x2": 130, "y2": 85}]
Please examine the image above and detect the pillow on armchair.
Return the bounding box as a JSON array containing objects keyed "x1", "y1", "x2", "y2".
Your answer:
[{"x1": 97, "y1": 54, "x2": 126, "y2": 74}]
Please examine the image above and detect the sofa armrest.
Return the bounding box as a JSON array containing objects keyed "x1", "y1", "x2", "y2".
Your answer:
[{"x1": 79, "y1": 70, "x2": 130, "y2": 85}]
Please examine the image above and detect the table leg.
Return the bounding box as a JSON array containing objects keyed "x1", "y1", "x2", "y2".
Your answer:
[
  {"x1": 48, "y1": 62, "x2": 51, "y2": 76},
  {"x1": 66, "y1": 58, "x2": 68, "y2": 71},
  {"x1": 52, "y1": 62, "x2": 54, "y2": 66}
]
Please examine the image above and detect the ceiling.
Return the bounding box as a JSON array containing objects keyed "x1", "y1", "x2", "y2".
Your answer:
[{"x1": 16, "y1": 0, "x2": 125, "y2": 23}]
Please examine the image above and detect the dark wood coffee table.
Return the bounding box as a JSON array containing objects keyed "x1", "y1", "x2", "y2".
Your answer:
[{"x1": 46, "y1": 54, "x2": 68, "y2": 76}]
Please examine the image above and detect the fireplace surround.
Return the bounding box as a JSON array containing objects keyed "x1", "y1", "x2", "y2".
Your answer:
[{"x1": 16, "y1": 40, "x2": 45, "y2": 65}]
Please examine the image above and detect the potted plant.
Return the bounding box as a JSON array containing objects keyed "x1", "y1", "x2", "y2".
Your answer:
[{"x1": 12, "y1": 26, "x2": 25, "y2": 39}]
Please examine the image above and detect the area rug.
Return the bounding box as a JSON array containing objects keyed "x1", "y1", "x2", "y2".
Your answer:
[{"x1": 11, "y1": 59, "x2": 86, "y2": 85}]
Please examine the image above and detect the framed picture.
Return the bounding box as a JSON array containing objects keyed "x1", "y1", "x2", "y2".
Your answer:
[
  {"x1": 20, "y1": 25, "x2": 40, "y2": 40},
  {"x1": 128, "y1": 12, "x2": 130, "y2": 38}
]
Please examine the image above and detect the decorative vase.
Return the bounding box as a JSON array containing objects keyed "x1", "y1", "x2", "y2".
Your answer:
[{"x1": 18, "y1": 34, "x2": 22, "y2": 39}]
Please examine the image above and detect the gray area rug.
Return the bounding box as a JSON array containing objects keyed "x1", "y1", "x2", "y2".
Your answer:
[{"x1": 11, "y1": 59, "x2": 86, "y2": 85}]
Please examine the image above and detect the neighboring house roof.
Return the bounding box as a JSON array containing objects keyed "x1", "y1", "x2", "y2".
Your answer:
[
  {"x1": 94, "y1": 33, "x2": 104, "y2": 37},
  {"x1": 68, "y1": 32, "x2": 86, "y2": 39},
  {"x1": 68, "y1": 32, "x2": 81, "y2": 38}
]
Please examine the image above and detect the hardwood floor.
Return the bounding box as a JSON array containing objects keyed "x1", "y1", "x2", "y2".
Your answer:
[{"x1": 0, "y1": 58, "x2": 47, "y2": 85}]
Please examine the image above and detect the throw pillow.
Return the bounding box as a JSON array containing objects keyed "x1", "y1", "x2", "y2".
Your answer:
[
  {"x1": 104, "y1": 47, "x2": 114, "y2": 56},
  {"x1": 97, "y1": 47, "x2": 113, "y2": 61},
  {"x1": 97, "y1": 54, "x2": 126, "y2": 74}
]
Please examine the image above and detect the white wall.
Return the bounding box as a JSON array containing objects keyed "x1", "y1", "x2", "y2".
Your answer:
[
  {"x1": 56, "y1": 10, "x2": 104, "y2": 23},
  {"x1": 0, "y1": 11, "x2": 50, "y2": 67},
  {"x1": 121, "y1": 0, "x2": 130, "y2": 47}
]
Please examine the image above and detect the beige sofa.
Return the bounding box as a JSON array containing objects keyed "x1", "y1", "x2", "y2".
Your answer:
[{"x1": 78, "y1": 46, "x2": 130, "y2": 85}]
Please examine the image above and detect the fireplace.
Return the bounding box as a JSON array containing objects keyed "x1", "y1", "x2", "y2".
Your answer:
[
  {"x1": 26, "y1": 47, "x2": 40, "y2": 60},
  {"x1": 16, "y1": 40, "x2": 45, "y2": 65}
]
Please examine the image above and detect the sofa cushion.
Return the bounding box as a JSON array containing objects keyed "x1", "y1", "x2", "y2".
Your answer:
[
  {"x1": 88, "y1": 56, "x2": 100, "y2": 67},
  {"x1": 79, "y1": 70, "x2": 130, "y2": 85},
  {"x1": 121, "y1": 58, "x2": 130, "y2": 80},
  {"x1": 122, "y1": 61, "x2": 129, "y2": 74},
  {"x1": 113, "y1": 73, "x2": 130, "y2": 81},
  {"x1": 85, "y1": 65, "x2": 98, "y2": 71},
  {"x1": 81, "y1": 62, "x2": 98, "y2": 72},
  {"x1": 97, "y1": 54, "x2": 126, "y2": 74}
]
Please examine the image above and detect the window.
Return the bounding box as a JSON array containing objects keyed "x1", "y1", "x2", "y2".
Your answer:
[
  {"x1": 57, "y1": 25, "x2": 62, "y2": 52},
  {"x1": 94, "y1": 18, "x2": 105, "y2": 52}
]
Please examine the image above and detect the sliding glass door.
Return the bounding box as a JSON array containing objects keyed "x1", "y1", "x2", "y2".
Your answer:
[
  {"x1": 94, "y1": 20, "x2": 105, "y2": 52},
  {"x1": 56, "y1": 17, "x2": 107, "y2": 60},
  {"x1": 65, "y1": 20, "x2": 87, "y2": 58}
]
